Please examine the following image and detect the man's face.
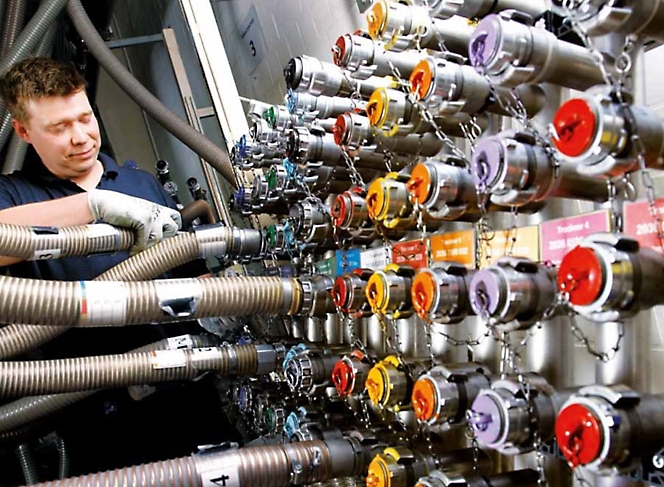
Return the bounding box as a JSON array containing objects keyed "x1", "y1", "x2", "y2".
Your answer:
[{"x1": 12, "y1": 89, "x2": 101, "y2": 180}]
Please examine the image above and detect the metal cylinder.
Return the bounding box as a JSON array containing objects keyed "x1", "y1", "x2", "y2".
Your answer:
[
  {"x1": 415, "y1": 468, "x2": 541, "y2": 487},
  {"x1": 332, "y1": 350, "x2": 375, "y2": 398},
  {"x1": 365, "y1": 355, "x2": 429, "y2": 410},
  {"x1": 552, "y1": 90, "x2": 664, "y2": 177},
  {"x1": 366, "y1": 0, "x2": 473, "y2": 54},
  {"x1": 365, "y1": 265, "x2": 415, "y2": 319},
  {"x1": 284, "y1": 55, "x2": 392, "y2": 99},
  {"x1": 286, "y1": 89, "x2": 365, "y2": 120},
  {"x1": 468, "y1": 257, "x2": 558, "y2": 331},
  {"x1": 411, "y1": 264, "x2": 475, "y2": 324},
  {"x1": 333, "y1": 33, "x2": 425, "y2": 80},
  {"x1": 469, "y1": 14, "x2": 605, "y2": 90},
  {"x1": 426, "y1": 0, "x2": 547, "y2": 20},
  {"x1": 471, "y1": 131, "x2": 610, "y2": 206},
  {"x1": 410, "y1": 56, "x2": 546, "y2": 118},
  {"x1": 576, "y1": 0, "x2": 664, "y2": 43}
]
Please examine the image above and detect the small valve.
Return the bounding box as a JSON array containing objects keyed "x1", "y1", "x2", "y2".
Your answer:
[
  {"x1": 411, "y1": 363, "x2": 490, "y2": 428},
  {"x1": 365, "y1": 355, "x2": 429, "y2": 410},
  {"x1": 468, "y1": 375, "x2": 565, "y2": 455},
  {"x1": 411, "y1": 264, "x2": 474, "y2": 324},
  {"x1": 332, "y1": 350, "x2": 376, "y2": 398},
  {"x1": 557, "y1": 233, "x2": 664, "y2": 322},
  {"x1": 471, "y1": 131, "x2": 609, "y2": 206},
  {"x1": 556, "y1": 385, "x2": 664, "y2": 473},
  {"x1": 365, "y1": 265, "x2": 415, "y2": 318},
  {"x1": 332, "y1": 269, "x2": 374, "y2": 317},
  {"x1": 469, "y1": 257, "x2": 558, "y2": 331},
  {"x1": 282, "y1": 344, "x2": 348, "y2": 395},
  {"x1": 469, "y1": 13, "x2": 605, "y2": 90},
  {"x1": 552, "y1": 90, "x2": 664, "y2": 177}
]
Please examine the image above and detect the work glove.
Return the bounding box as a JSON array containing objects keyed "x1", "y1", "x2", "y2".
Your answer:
[{"x1": 88, "y1": 189, "x2": 182, "y2": 253}]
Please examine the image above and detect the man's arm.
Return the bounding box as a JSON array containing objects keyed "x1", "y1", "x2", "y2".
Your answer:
[{"x1": 0, "y1": 193, "x2": 93, "y2": 267}]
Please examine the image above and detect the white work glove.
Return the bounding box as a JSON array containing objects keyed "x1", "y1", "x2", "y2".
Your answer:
[{"x1": 88, "y1": 189, "x2": 182, "y2": 253}]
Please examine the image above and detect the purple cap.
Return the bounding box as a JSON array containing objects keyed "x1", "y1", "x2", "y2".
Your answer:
[
  {"x1": 469, "y1": 393, "x2": 504, "y2": 446},
  {"x1": 469, "y1": 269, "x2": 503, "y2": 316},
  {"x1": 471, "y1": 136, "x2": 505, "y2": 189},
  {"x1": 469, "y1": 15, "x2": 503, "y2": 69}
]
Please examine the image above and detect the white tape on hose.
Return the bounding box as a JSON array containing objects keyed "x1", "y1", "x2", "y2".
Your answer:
[
  {"x1": 78, "y1": 281, "x2": 128, "y2": 326},
  {"x1": 150, "y1": 349, "x2": 188, "y2": 369}
]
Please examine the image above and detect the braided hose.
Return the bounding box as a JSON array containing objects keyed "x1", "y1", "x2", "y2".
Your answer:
[
  {"x1": 16, "y1": 443, "x2": 39, "y2": 485},
  {"x1": 0, "y1": 335, "x2": 217, "y2": 433},
  {"x1": 27, "y1": 440, "x2": 338, "y2": 487},
  {"x1": 0, "y1": 343, "x2": 258, "y2": 397}
]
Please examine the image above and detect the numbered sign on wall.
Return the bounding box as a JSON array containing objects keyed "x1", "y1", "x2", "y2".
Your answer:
[{"x1": 237, "y1": 5, "x2": 267, "y2": 74}]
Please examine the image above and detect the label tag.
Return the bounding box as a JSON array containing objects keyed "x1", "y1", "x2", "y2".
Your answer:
[
  {"x1": 624, "y1": 198, "x2": 664, "y2": 253},
  {"x1": 315, "y1": 258, "x2": 336, "y2": 277},
  {"x1": 191, "y1": 347, "x2": 222, "y2": 364},
  {"x1": 86, "y1": 224, "x2": 121, "y2": 239},
  {"x1": 540, "y1": 210, "x2": 610, "y2": 264},
  {"x1": 392, "y1": 240, "x2": 427, "y2": 270},
  {"x1": 480, "y1": 225, "x2": 539, "y2": 267},
  {"x1": 33, "y1": 248, "x2": 62, "y2": 261},
  {"x1": 361, "y1": 246, "x2": 392, "y2": 270},
  {"x1": 167, "y1": 335, "x2": 195, "y2": 350},
  {"x1": 78, "y1": 282, "x2": 128, "y2": 326},
  {"x1": 336, "y1": 248, "x2": 362, "y2": 275},
  {"x1": 430, "y1": 230, "x2": 475, "y2": 267},
  {"x1": 150, "y1": 349, "x2": 188, "y2": 369}
]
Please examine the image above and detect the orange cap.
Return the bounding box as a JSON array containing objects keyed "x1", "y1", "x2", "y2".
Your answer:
[
  {"x1": 366, "y1": 178, "x2": 386, "y2": 220},
  {"x1": 407, "y1": 163, "x2": 433, "y2": 206},
  {"x1": 410, "y1": 59, "x2": 434, "y2": 100},
  {"x1": 366, "y1": 1, "x2": 388, "y2": 40},
  {"x1": 411, "y1": 270, "x2": 438, "y2": 319},
  {"x1": 412, "y1": 377, "x2": 437, "y2": 422}
]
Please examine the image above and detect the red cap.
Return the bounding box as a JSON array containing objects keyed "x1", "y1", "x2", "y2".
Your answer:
[
  {"x1": 332, "y1": 276, "x2": 349, "y2": 309},
  {"x1": 333, "y1": 114, "x2": 347, "y2": 146},
  {"x1": 333, "y1": 36, "x2": 347, "y2": 66},
  {"x1": 552, "y1": 98, "x2": 597, "y2": 157},
  {"x1": 331, "y1": 193, "x2": 348, "y2": 228},
  {"x1": 558, "y1": 246, "x2": 604, "y2": 306},
  {"x1": 332, "y1": 358, "x2": 354, "y2": 396},
  {"x1": 556, "y1": 403, "x2": 603, "y2": 468}
]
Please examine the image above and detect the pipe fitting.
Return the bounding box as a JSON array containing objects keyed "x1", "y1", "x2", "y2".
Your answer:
[
  {"x1": 469, "y1": 13, "x2": 605, "y2": 90},
  {"x1": 411, "y1": 363, "x2": 490, "y2": 427},
  {"x1": 365, "y1": 355, "x2": 429, "y2": 410},
  {"x1": 556, "y1": 385, "x2": 664, "y2": 473},
  {"x1": 469, "y1": 257, "x2": 558, "y2": 331},
  {"x1": 574, "y1": 0, "x2": 664, "y2": 43},
  {"x1": 333, "y1": 269, "x2": 374, "y2": 317},
  {"x1": 471, "y1": 131, "x2": 610, "y2": 207},
  {"x1": 366, "y1": 0, "x2": 473, "y2": 54},
  {"x1": 287, "y1": 89, "x2": 366, "y2": 120},
  {"x1": 365, "y1": 265, "x2": 415, "y2": 318},
  {"x1": 283, "y1": 344, "x2": 348, "y2": 394},
  {"x1": 468, "y1": 375, "x2": 567, "y2": 455},
  {"x1": 558, "y1": 233, "x2": 664, "y2": 322},
  {"x1": 552, "y1": 89, "x2": 664, "y2": 177},
  {"x1": 332, "y1": 350, "x2": 376, "y2": 398},
  {"x1": 411, "y1": 264, "x2": 475, "y2": 323},
  {"x1": 422, "y1": 0, "x2": 548, "y2": 21},
  {"x1": 299, "y1": 275, "x2": 337, "y2": 318},
  {"x1": 410, "y1": 56, "x2": 546, "y2": 118},
  {"x1": 415, "y1": 468, "x2": 541, "y2": 487}
]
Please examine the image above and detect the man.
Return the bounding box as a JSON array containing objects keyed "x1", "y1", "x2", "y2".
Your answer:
[{"x1": 0, "y1": 57, "x2": 183, "y2": 281}]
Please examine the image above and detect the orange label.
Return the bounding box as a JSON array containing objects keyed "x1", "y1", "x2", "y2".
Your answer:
[
  {"x1": 392, "y1": 240, "x2": 428, "y2": 270},
  {"x1": 480, "y1": 225, "x2": 540, "y2": 267},
  {"x1": 429, "y1": 230, "x2": 475, "y2": 268}
]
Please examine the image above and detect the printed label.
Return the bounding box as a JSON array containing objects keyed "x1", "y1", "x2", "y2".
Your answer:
[
  {"x1": 430, "y1": 230, "x2": 475, "y2": 267},
  {"x1": 315, "y1": 258, "x2": 336, "y2": 277},
  {"x1": 540, "y1": 210, "x2": 610, "y2": 264},
  {"x1": 150, "y1": 349, "x2": 188, "y2": 369},
  {"x1": 167, "y1": 335, "x2": 195, "y2": 350},
  {"x1": 392, "y1": 240, "x2": 428, "y2": 270},
  {"x1": 480, "y1": 225, "x2": 539, "y2": 267},
  {"x1": 336, "y1": 249, "x2": 362, "y2": 275},
  {"x1": 360, "y1": 246, "x2": 392, "y2": 270},
  {"x1": 33, "y1": 248, "x2": 62, "y2": 261},
  {"x1": 624, "y1": 198, "x2": 664, "y2": 253},
  {"x1": 78, "y1": 282, "x2": 127, "y2": 326}
]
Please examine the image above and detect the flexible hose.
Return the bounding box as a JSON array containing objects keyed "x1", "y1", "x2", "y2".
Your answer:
[
  {"x1": 54, "y1": 435, "x2": 69, "y2": 479},
  {"x1": 0, "y1": 225, "x2": 262, "y2": 359},
  {"x1": 0, "y1": 0, "x2": 27, "y2": 58},
  {"x1": 0, "y1": 343, "x2": 260, "y2": 397},
  {"x1": 180, "y1": 201, "x2": 217, "y2": 227},
  {"x1": 66, "y1": 0, "x2": 238, "y2": 189},
  {"x1": 0, "y1": 335, "x2": 216, "y2": 433},
  {"x1": 0, "y1": 0, "x2": 70, "y2": 149},
  {"x1": 16, "y1": 443, "x2": 39, "y2": 484},
  {"x1": 27, "y1": 440, "x2": 336, "y2": 487},
  {"x1": 2, "y1": 19, "x2": 58, "y2": 174}
]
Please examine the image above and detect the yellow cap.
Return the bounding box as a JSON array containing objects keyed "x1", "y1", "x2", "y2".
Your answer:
[
  {"x1": 410, "y1": 59, "x2": 434, "y2": 101},
  {"x1": 366, "y1": 88, "x2": 389, "y2": 127},
  {"x1": 366, "y1": 363, "x2": 388, "y2": 406},
  {"x1": 366, "y1": 178, "x2": 387, "y2": 220},
  {"x1": 366, "y1": 271, "x2": 389, "y2": 314},
  {"x1": 366, "y1": 0, "x2": 388, "y2": 40}
]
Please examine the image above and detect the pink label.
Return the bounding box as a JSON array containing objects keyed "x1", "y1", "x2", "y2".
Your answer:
[
  {"x1": 624, "y1": 198, "x2": 664, "y2": 253},
  {"x1": 540, "y1": 211, "x2": 610, "y2": 265}
]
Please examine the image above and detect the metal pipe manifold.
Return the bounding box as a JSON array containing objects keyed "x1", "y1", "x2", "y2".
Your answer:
[
  {"x1": 286, "y1": 89, "x2": 366, "y2": 120},
  {"x1": 27, "y1": 438, "x2": 371, "y2": 487},
  {"x1": 469, "y1": 13, "x2": 606, "y2": 90},
  {"x1": 0, "y1": 275, "x2": 301, "y2": 327},
  {"x1": 470, "y1": 131, "x2": 610, "y2": 207},
  {"x1": 284, "y1": 55, "x2": 394, "y2": 99},
  {"x1": 366, "y1": 0, "x2": 474, "y2": 54},
  {"x1": 333, "y1": 33, "x2": 426, "y2": 80},
  {"x1": 573, "y1": 0, "x2": 664, "y2": 43},
  {"x1": 0, "y1": 342, "x2": 284, "y2": 397}
]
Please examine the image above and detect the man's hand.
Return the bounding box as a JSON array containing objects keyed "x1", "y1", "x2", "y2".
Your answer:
[{"x1": 88, "y1": 189, "x2": 181, "y2": 253}]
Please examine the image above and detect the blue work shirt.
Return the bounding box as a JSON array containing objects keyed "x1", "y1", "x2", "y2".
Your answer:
[{"x1": 0, "y1": 152, "x2": 178, "y2": 281}]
